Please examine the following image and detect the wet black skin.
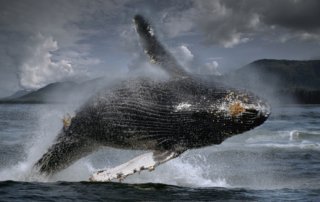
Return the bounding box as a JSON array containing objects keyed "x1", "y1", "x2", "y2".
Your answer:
[
  {"x1": 35, "y1": 15, "x2": 270, "y2": 175},
  {"x1": 36, "y1": 77, "x2": 270, "y2": 174}
]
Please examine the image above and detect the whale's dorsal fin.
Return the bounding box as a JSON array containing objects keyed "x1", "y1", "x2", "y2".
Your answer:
[{"x1": 133, "y1": 15, "x2": 189, "y2": 78}]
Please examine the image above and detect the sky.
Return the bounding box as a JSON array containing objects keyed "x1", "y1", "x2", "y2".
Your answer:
[{"x1": 0, "y1": 0, "x2": 320, "y2": 97}]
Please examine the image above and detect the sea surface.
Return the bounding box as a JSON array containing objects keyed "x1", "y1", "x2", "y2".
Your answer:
[{"x1": 0, "y1": 104, "x2": 320, "y2": 201}]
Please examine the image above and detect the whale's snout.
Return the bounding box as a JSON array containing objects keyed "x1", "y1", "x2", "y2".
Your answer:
[
  {"x1": 239, "y1": 100, "x2": 271, "y2": 127},
  {"x1": 206, "y1": 90, "x2": 271, "y2": 138}
]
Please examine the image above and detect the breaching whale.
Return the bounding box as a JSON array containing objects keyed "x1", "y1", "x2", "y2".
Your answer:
[{"x1": 35, "y1": 15, "x2": 270, "y2": 181}]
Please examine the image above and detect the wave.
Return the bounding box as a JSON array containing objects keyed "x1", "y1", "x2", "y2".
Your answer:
[{"x1": 245, "y1": 130, "x2": 320, "y2": 150}]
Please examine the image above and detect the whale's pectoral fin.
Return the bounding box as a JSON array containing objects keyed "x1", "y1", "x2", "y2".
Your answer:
[
  {"x1": 35, "y1": 135, "x2": 96, "y2": 176},
  {"x1": 133, "y1": 14, "x2": 189, "y2": 78},
  {"x1": 89, "y1": 150, "x2": 184, "y2": 182}
]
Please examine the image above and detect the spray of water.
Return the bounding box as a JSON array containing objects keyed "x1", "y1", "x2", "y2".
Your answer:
[{"x1": 0, "y1": 105, "x2": 66, "y2": 181}]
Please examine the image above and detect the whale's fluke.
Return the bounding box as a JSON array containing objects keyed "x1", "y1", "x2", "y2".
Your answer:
[{"x1": 133, "y1": 14, "x2": 188, "y2": 78}]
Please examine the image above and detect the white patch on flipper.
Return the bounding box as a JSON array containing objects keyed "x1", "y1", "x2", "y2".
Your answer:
[{"x1": 89, "y1": 151, "x2": 178, "y2": 182}]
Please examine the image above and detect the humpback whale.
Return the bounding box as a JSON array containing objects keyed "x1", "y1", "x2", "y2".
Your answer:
[{"x1": 35, "y1": 15, "x2": 270, "y2": 181}]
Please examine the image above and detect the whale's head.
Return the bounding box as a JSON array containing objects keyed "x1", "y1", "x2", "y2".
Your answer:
[{"x1": 173, "y1": 80, "x2": 271, "y2": 147}]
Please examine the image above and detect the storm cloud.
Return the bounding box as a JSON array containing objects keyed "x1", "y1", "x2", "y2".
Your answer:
[
  {"x1": 0, "y1": 0, "x2": 319, "y2": 97},
  {"x1": 161, "y1": 0, "x2": 320, "y2": 47}
]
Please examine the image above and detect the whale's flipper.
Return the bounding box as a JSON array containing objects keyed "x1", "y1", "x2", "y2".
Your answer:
[
  {"x1": 89, "y1": 150, "x2": 183, "y2": 182},
  {"x1": 35, "y1": 134, "x2": 96, "y2": 175},
  {"x1": 133, "y1": 15, "x2": 188, "y2": 78}
]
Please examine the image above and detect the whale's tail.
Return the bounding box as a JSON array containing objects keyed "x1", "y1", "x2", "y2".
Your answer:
[{"x1": 133, "y1": 14, "x2": 188, "y2": 78}]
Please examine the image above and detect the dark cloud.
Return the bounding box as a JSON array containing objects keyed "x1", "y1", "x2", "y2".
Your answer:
[
  {"x1": 261, "y1": 0, "x2": 320, "y2": 32},
  {"x1": 160, "y1": 0, "x2": 320, "y2": 47},
  {"x1": 0, "y1": 0, "x2": 320, "y2": 97}
]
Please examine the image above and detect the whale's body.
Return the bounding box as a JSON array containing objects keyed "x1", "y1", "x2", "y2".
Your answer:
[{"x1": 35, "y1": 15, "x2": 270, "y2": 177}]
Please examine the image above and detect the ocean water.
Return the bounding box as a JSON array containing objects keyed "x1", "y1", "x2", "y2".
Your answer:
[{"x1": 0, "y1": 104, "x2": 320, "y2": 201}]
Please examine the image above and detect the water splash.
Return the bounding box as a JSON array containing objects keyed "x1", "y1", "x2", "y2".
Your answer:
[{"x1": 0, "y1": 105, "x2": 73, "y2": 181}]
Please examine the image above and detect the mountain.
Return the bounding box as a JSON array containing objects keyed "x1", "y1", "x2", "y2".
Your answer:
[
  {"x1": 3, "y1": 89, "x2": 34, "y2": 100},
  {"x1": 1, "y1": 59, "x2": 319, "y2": 104},
  {"x1": 0, "y1": 82, "x2": 77, "y2": 103},
  {"x1": 224, "y1": 59, "x2": 320, "y2": 104},
  {"x1": 0, "y1": 77, "x2": 106, "y2": 104}
]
